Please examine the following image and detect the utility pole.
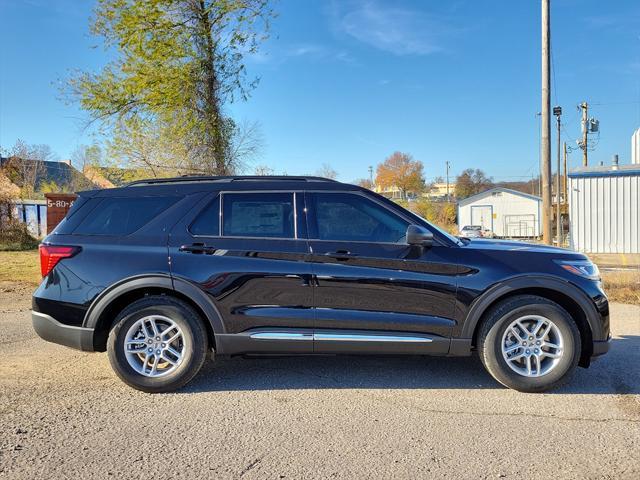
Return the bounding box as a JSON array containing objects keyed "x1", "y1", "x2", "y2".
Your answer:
[
  {"x1": 536, "y1": 111, "x2": 542, "y2": 197},
  {"x1": 563, "y1": 142, "x2": 567, "y2": 210},
  {"x1": 445, "y1": 161, "x2": 450, "y2": 202},
  {"x1": 580, "y1": 102, "x2": 589, "y2": 166},
  {"x1": 531, "y1": 174, "x2": 535, "y2": 195},
  {"x1": 554, "y1": 106, "x2": 562, "y2": 245},
  {"x1": 368, "y1": 165, "x2": 373, "y2": 187},
  {"x1": 541, "y1": 0, "x2": 552, "y2": 244}
]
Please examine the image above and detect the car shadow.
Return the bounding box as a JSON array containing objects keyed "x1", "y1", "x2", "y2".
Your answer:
[{"x1": 183, "y1": 335, "x2": 639, "y2": 395}]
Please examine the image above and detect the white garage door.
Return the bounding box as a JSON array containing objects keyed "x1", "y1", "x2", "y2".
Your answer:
[{"x1": 471, "y1": 205, "x2": 493, "y2": 231}]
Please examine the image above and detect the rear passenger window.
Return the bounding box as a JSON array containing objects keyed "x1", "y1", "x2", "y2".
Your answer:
[
  {"x1": 73, "y1": 196, "x2": 178, "y2": 235},
  {"x1": 190, "y1": 196, "x2": 220, "y2": 236},
  {"x1": 222, "y1": 192, "x2": 294, "y2": 238}
]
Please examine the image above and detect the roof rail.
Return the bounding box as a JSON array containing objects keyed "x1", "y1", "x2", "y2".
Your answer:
[{"x1": 125, "y1": 175, "x2": 339, "y2": 187}]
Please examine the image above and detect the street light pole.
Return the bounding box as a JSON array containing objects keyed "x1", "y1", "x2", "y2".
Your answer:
[
  {"x1": 554, "y1": 106, "x2": 562, "y2": 245},
  {"x1": 446, "y1": 161, "x2": 450, "y2": 202}
]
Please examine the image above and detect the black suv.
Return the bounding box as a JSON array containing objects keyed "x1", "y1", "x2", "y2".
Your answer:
[{"x1": 32, "y1": 176, "x2": 610, "y2": 392}]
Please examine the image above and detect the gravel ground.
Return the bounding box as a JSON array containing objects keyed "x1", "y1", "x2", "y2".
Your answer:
[{"x1": 0, "y1": 286, "x2": 639, "y2": 479}]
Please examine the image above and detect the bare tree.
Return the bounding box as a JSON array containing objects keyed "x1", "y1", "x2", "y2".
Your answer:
[
  {"x1": 1, "y1": 139, "x2": 56, "y2": 199},
  {"x1": 254, "y1": 164, "x2": 275, "y2": 176},
  {"x1": 355, "y1": 178, "x2": 374, "y2": 190},
  {"x1": 225, "y1": 120, "x2": 265, "y2": 174},
  {"x1": 315, "y1": 163, "x2": 338, "y2": 180},
  {"x1": 71, "y1": 144, "x2": 104, "y2": 174}
]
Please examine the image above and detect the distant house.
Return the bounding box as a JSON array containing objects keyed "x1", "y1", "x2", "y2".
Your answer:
[
  {"x1": 424, "y1": 182, "x2": 455, "y2": 200},
  {"x1": 84, "y1": 166, "x2": 153, "y2": 188},
  {"x1": 457, "y1": 187, "x2": 542, "y2": 238},
  {"x1": 374, "y1": 184, "x2": 404, "y2": 199},
  {"x1": 0, "y1": 156, "x2": 96, "y2": 193},
  {"x1": 0, "y1": 157, "x2": 97, "y2": 238}
]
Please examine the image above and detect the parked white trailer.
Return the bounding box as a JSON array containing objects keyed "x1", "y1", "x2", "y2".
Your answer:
[
  {"x1": 457, "y1": 188, "x2": 541, "y2": 238},
  {"x1": 568, "y1": 164, "x2": 640, "y2": 254}
]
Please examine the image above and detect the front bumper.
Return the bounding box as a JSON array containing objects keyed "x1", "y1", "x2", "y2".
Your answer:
[
  {"x1": 591, "y1": 335, "x2": 612, "y2": 358},
  {"x1": 32, "y1": 311, "x2": 95, "y2": 351}
]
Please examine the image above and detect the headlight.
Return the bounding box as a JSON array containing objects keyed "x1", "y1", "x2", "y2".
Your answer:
[{"x1": 554, "y1": 259, "x2": 600, "y2": 280}]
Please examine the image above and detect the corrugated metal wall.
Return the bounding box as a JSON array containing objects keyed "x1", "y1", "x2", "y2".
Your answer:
[{"x1": 569, "y1": 173, "x2": 639, "y2": 253}]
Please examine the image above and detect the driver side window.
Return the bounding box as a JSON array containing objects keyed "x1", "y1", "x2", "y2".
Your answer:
[{"x1": 309, "y1": 192, "x2": 408, "y2": 243}]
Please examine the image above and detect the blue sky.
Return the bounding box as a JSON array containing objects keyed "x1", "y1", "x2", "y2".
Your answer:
[{"x1": 1, "y1": 0, "x2": 639, "y2": 183}]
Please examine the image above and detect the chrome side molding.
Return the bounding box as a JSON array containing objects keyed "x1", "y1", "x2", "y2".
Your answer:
[
  {"x1": 249, "y1": 332, "x2": 313, "y2": 341},
  {"x1": 314, "y1": 333, "x2": 432, "y2": 343},
  {"x1": 250, "y1": 331, "x2": 433, "y2": 343}
]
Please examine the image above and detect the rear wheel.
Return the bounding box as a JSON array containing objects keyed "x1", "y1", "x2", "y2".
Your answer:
[
  {"x1": 107, "y1": 296, "x2": 208, "y2": 393},
  {"x1": 478, "y1": 295, "x2": 581, "y2": 392}
]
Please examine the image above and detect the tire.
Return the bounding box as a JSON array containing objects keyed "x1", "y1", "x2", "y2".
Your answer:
[
  {"x1": 477, "y1": 295, "x2": 581, "y2": 393},
  {"x1": 107, "y1": 295, "x2": 208, "y2": 393}
]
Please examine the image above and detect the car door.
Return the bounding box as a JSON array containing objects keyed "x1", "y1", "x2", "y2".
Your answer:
[
  {"x1": 305, "y1": 191, "x2": 459, "y2": 354},
  {"x1": 169, "y1": 190, "x2": 314, "y2": 354}
]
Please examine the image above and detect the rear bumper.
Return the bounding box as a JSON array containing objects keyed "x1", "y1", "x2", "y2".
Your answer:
[{"x1": 32, "y1": 311, "x2": 95, "y2": 351}]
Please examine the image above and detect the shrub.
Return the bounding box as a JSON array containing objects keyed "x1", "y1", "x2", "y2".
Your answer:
[
  {"x1": 396, "y1": 198, "x2": 458, "y2": 234},
  {"x1": 0, "y1": 220, "x2": 40, "y2": 251}
]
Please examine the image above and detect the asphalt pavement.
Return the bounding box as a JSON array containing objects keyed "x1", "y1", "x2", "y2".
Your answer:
[{"x1": 1, "y1": 287, "x2": 638, "y2": 479}]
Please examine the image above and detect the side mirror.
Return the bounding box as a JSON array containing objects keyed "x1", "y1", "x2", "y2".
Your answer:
[{"x1": 406, "y1": 224, "x2": 434, "y2": 247}]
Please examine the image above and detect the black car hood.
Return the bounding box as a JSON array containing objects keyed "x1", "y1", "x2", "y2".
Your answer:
[{"x1": 462, "y1": 238, "x2": 584, "y2": 256}]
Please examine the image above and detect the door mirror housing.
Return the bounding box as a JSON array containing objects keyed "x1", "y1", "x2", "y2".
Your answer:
[{"x1": 406, "y1": 225, "x2": 434, "y2": 247}]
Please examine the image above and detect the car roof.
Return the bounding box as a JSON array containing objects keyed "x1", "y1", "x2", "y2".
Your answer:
[{"x1": 78, "y1": 175, "x2": 363, "y2": 197}]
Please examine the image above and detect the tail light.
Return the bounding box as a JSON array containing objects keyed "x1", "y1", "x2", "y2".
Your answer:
[{"x1": 39, "y1": 245, "x2": 80, "y2": 278}]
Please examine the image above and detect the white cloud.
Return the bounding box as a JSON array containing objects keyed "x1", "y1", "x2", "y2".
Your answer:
[
  {"x1": 332, "y1": 1, "x2": 455, "y2": 56},
  {"x1": 246, "y1": 43, "x2": 359, "y2": 67}
]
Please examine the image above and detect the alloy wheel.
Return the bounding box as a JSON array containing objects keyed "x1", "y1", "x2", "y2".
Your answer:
[
  {"x1": 123, "y1": 315, "x2": 185, "y2": 377},
  {"x1": 501, "y1": 314, "x2": 564, "y2": 377}
]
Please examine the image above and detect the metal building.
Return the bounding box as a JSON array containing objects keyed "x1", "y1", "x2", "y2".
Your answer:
[
  {"x1": 568, "y1": 164, "x2": 640, "y2": 253},
  {"x1": 457, "y1": 188, "x2": 541, "y2": 238},
  {"x1": 633, "y1": 127, "x2": 640, "y2": 165}
]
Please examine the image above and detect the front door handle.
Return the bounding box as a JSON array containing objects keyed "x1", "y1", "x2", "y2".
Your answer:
[
  {"x1": 179, "y1": 243, "x2": 217, "y2": 254},
  {"x1": 323, "y1": 250, "x2": 357, "y2": 261}
]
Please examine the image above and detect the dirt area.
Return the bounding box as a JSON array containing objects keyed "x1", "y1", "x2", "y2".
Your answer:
[{"x1": 0, "y1": 287, "x2": 639, "y2": 479}]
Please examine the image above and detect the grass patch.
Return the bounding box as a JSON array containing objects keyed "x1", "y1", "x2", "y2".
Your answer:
[
  {"x1": 0, "y1": 250, "x2": 40, "y2": 286},
  {"x1": 601, "y1": 269, "x2": 640, "y2": 305}
]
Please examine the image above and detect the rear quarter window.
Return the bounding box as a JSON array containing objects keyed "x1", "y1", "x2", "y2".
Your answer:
[{"x1": 73, "y1": 196, "x2": 179, "y2": 235}]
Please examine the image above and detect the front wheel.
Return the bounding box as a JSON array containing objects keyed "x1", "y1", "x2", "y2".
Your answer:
[
  {"x1": 107, "y1": 296, "x2": 208, "y2": 393},
  {"x1": 478, "y1": 295, "x2": 581, "y2": 392}
]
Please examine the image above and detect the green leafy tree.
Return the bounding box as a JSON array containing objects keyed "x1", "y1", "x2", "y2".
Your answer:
[
  {"x1": 67, "y1": 0, "x2": 273, "y2": 175},
  {"x1": 455, "y1": 168, "x2": 493, "y2": 199}
]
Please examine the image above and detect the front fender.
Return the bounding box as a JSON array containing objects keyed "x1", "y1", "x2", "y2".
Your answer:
[{"x1": 459, "y1": 274, "x2": 607, "y2": 342}]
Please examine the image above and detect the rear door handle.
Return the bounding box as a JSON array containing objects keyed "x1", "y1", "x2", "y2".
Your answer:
[
  {"x1": 179, "y1": 243, "x2": 217, "y2": 254},
  {"x1": 323, "y1": 250, "x2": 357, "y2": 260}
]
